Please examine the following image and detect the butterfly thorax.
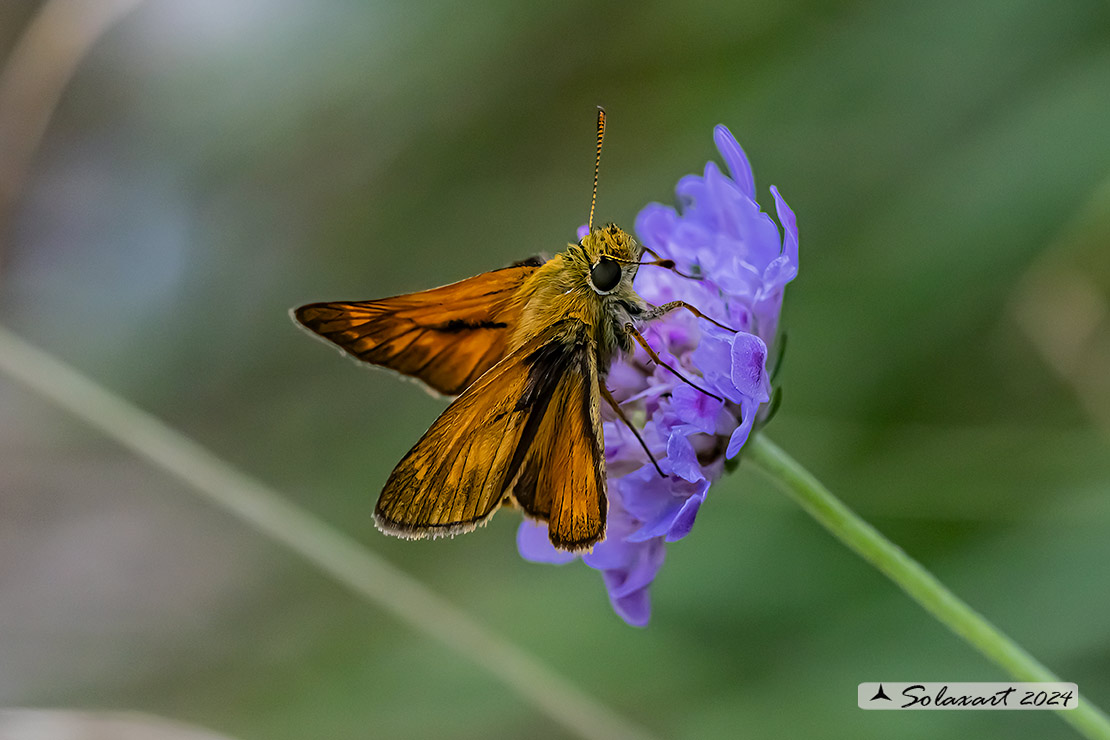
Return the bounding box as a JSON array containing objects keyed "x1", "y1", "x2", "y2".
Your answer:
[{"x1": 510, "y1": 224, "x2": 647, "y2": 374}]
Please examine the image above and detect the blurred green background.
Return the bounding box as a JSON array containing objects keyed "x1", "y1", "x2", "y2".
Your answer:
[{"x1": 2, "y1": 0, "x2": 1109, "y2": 738}]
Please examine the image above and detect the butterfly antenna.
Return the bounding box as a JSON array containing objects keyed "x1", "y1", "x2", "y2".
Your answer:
[{"x1": 588, "y1": 106, "x2": 606, "y2": 231}]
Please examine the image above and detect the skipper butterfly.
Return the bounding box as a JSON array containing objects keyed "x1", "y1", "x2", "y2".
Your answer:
[{"x1": 294, "y1": 109, "x2": 733, "y2": 551}]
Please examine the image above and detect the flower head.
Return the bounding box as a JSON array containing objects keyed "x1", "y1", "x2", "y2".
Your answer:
[{"x1": 518, "y1": 125, "x2": 798, "y2": 625}]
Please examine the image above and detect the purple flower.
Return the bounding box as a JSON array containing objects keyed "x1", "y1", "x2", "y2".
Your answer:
[{"x1": 518, "y1": 125, "x2": 798, "y2": 626}]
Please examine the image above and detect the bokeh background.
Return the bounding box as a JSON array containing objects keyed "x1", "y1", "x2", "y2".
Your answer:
[{"x1": 2, "y1": 1, "x2": 1109, "y2": 738}]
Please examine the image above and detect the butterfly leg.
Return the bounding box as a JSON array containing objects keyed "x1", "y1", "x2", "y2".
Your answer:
[
  {"x1": 600, "y1": 386, "x2": 666, "y2": 478},
  {"x1": 624, "y1": 323, "x2": 723, "y2": 402},
  {"x1": 638, "y1": 246, "x2": 704, "y2": 280},
  {"x1": 640, "y1": 301, "x2": 738, "y2": 333}
]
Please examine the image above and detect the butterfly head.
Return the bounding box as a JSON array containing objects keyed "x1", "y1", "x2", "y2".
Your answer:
[{"x1": 578, "y1": 223, "x2": 644, "y2": 296}]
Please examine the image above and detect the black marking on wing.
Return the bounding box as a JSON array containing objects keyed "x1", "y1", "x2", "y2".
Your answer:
[
  {"x1": 505, "y1": 325, "x2": 589, "y2": 479},
  {"x1": 436, "y1": 319, "x2": 509, "y2": 333}
]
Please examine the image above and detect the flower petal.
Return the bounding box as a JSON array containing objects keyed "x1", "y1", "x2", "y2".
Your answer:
[
  {"x1": 714, "y1": 124, "x2": 755, "y2": 198},
  {"x1": 726, "y1": 399, "x2": 758, "y2": 458},
  {"x1": 516, "y1": 521, "x2": 577, "y2": 564},
  {"x1": 731, "y1": 332, "x2": 771, "y2": 402},
  {"x1": 667, "y1": 431, "x2": 704, "y2": 483},
  {"x1": 610, "y1": 585, "x2": 652, "y2": 627},
  {"x1": 665, "y1": 489, "x2": 706, "y2": 542},
  {"x1": 623, "y1": 471, "x2": 710, "y2": 542},
  {"x1": 770, "y1": 185, "x2": 798, "y2": 268},
  {"x1": 594, "y1": 538, "x2": 665, "y2": 599},
  {"x1": 670, "y1": 383, "x2": 724, "y2": 434},
  {"x1": 634, "y1": 204, "x2": 679, "y2": 255}
]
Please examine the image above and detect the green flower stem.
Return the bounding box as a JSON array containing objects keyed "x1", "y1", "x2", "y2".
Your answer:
[
  {"x1": 0, "y1": 324, "x2": 656, "y2": 740},
  {"x1": 745, "y1": 433, "x2": 1110, "y2": 740}
]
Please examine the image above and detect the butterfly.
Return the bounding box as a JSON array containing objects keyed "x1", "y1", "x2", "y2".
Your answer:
[{"x1": 293, "y1": 109, "x2": 732, "y2": 551}]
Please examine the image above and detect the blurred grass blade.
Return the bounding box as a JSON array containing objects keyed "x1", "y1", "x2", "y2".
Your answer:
[
  {"x1": 0, "y1": 0, "x2": 148, "y2": 243},
  {"x1": 0, "y1": 323, "x2": 657, "y2": 740},
  {"x1": 745, "y1": 433, "x2": 1110, "y2": 740},
  {"x1": 0, "y1": 709, "x2": 238, "y2": 740}
]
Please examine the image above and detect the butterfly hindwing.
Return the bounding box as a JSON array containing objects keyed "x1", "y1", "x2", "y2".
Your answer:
[
  {"x1": 293, "y1": 259, "x2": 542, "y2": 396},
  {"x1": 374, "y1": 337, "x2": 535, "y2": 538},
  {"x1": 374, "y1": 317, "x2": 607, "y2": 551}
]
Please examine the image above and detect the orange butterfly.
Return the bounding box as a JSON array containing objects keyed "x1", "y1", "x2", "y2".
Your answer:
[{"x1": 293, "y1": 109, "x2": 730, "y2": 551}]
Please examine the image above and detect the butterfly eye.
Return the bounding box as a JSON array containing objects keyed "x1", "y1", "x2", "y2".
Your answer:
[{"x1": 590, "y1": 257, "x2": 622, "y2": 292}]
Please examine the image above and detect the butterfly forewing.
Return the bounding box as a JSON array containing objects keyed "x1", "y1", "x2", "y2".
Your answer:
[
  {"x1": 375, "y1": 318, "x2": 607, "y2": 550},
  {"x1": 294, "y1": 260, "x2": 541, "y2": 396},
  {"x1": 510, "y1": 320, "x2": 606, "y2": 550}
]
